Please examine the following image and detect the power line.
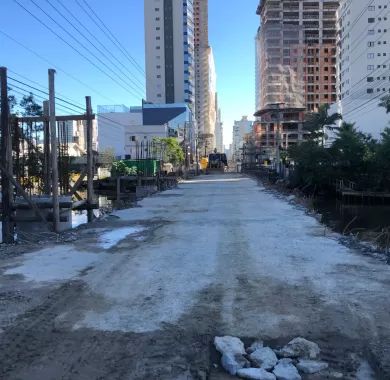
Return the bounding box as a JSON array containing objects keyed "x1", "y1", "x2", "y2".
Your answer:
[
  {"x1": 53, "y1": 0, "x2": 146, "y2": 89},
  {"x1": 13, "y1": 0, "x2": 143, "y2": 100},
  {"x1": 8, "y1": 68, "x2": 84, "y2": 108},
  {"x1": 27, "y1": 0, "x2": 144, "y2": 98},
  {"x1": 7, "y1": 72, "x2": 135, "y2": 130},
  {"x1": 45, "y1": 0, "x2": 146, "y2": 94},
  {"x1": 9, "y1": 81, "x2": 134, "y2": 130},
  {"x1": 9, "y1": 87, "x2": 81, "y2": 115},
  {"x1": 75, "y1": 0, "x2": 147, "y2": 79},
  {"x1": 8, "y1": 77, "x2": 86, "y2": 111},
  {"x1": 0, "y1": 29, "x2": 117, "y2": 104}
]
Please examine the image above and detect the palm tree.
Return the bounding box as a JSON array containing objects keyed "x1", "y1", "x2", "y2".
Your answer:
[
  {"x1": 304, "y1": 104, "x2": 342, "y2": 146},
  {"x1": 379, "y1": 95, "x2": 390, "y2": 113}
]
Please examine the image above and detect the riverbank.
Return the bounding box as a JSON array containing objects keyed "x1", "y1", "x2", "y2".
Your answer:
[
  {"x1": 0, "y1": 177, "x2": 179, "y2": 256},
  {"x1": 247, "y1": 172, "x2": 390, "y2": 264}
]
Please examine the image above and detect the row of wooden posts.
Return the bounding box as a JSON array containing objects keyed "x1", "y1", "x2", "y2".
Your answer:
[{"x1": 0, "y1": 67, "x2": 95, "y2": 243}]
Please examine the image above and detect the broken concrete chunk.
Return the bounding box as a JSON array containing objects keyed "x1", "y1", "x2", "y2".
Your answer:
[
  {"x1": 237, "y1": 367, "x2": 277, "y2": 380},
  {"x1": 278, "y1": 337, "x2": 320, "y2": 359},
  {"x1": 214, "y1": 336, "x2": 246, "y2": 355},
  {"x1": 247, "y1": 340, "x2": 264, "y2": 354},
  {"x1": 273, "y1": 361, "x2": 301, "y2": 380},
  {"x1": 250, "y1": 347, "x2": 278, "y2": 370},
  {"x1": 296, "y1": 359, "x2": 328, "y2": 374},
  {"x1": 221, "y1": 352, "x2": 250, "y2": 376}
]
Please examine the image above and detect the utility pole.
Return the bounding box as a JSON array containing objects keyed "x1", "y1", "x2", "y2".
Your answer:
[
  {"x1": 48, "y1": 69, "x2": 60, "y2": 233},
  {"x1": 86, "y1": 96, "x2": 94, "y2": 222},
  {"x1": 0, "y1": 67, "x2": 14, "y2": 244},
  {"x1": 43, "y1": 100, "x2": 51, "y2": 194},
  {"x1": 195, "y1": 134, "x2": 199, "y2": 176}
]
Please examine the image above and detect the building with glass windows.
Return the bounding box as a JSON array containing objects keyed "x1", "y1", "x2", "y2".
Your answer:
[
  {"x1": 144, "y1": 0, "x2": 195, "y2": 108},
  {"x1": 335, "y1": 0, "x2": 390, "y2": 137}
]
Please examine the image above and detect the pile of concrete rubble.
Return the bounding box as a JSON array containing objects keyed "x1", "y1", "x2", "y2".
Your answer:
[{"x1": 214, "y1": 336, "x2": 331, "y2": 380}]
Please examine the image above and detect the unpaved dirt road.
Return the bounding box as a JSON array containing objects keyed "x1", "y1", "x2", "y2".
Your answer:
[{"x1": 0, "y1": 174, "x2": 389, "y2": 379}]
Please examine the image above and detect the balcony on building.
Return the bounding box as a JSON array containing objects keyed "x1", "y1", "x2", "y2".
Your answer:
[{"x1": 303, "y1": 2, "x2": 320, "y2": 11}]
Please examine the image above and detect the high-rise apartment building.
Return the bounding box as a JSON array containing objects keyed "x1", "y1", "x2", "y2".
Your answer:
[
  {"x1": 214, "y1": 93, "x2": 224, "y2": 153},
  {"x1": 253, "y1": 0, "x2": 339, "y2": 158},
  {"x1": 256, "y1": 0, "x2": 339, "y2": 112},
  {"x1": 335, "y1": 0, "x2": 390, "y2": 137},
  {"x1": 144, "y1": 0, "x2": 195, "y2": 107},
  {"x1": 232, "y1": 117, "x2": 253, "y2": 162},
  {"x1": 194, "y1": 0, "x2": 217, "y2": 150}
]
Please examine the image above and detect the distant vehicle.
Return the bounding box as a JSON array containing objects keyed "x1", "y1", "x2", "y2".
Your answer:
[{"x1": 206, "y1": 151, "x2": 228, "y2": 174}]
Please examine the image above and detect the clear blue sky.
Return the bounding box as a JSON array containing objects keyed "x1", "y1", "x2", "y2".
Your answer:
[{"x1": 1, "y1": 0, "x2": 259, "y2": 146}]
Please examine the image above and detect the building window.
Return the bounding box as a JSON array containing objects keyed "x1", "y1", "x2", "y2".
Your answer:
[
  {"x1": 367, "y1": 88, "x2": 374, "y2": 94},
  {"x1": 368, "y1": 53, "x2": 375, "y2": 59},
  {"x1": 368, "y1": 65, "x2": 375, "y2": 70},
  {"x1": 368, "y1": 41, "x2": 375, "y2": 47},
  {"x1": 368, "y1": 18, "x2": 375, "y2": 23},
  {"x1": 367, "y1": 77, "x2": 374, "y2": 82},
  {"x1": 368, "y1": 6, "x2": 375, "y2": 11}
]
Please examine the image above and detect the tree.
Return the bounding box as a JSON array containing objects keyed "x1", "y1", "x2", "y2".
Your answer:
[
  {"x1": 304, "y1": 104, "x2": 342, "y2": 146},
  {"x1": 153, "y1": 137, "x2": 184, "y2": 166},
  {"x1": 288, "y1": 141, "x2": 332, "y2": 191},
  {"x1": 19, "y1": 93, "x2": 43, "y2": 117},
  {"x1": 375, "y1": 127, "x2": 390, "y2": 190},
  {"x1": 379, "y1": 95, "x2": 390, "y2": 113},
  {"x1": 111, "y1": 161, "x2": 137, "y2": 177}
]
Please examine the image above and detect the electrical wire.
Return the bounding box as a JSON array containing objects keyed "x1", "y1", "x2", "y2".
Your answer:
[
  {"x1": 27, "y1": 0, "x2": 144, "y2": 98},
  {"x1": 0, "y1": 29, "x2": 117, "y2": 104},
  {"x1": 45, "y1": 0, "x2": 146, "y2": 93},
  {"x1": 13, "y1": 0, "x2": 143, "y2": 100},
  {"x1": 8, "y1": 77, "x2": 86, "y2": 112},
  {"x1": 76, "y1": 0, "x2": 146, "y2": 77}
]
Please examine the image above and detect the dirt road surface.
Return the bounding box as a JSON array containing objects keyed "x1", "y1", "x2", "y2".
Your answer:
[{"x1": 0, "y1": 174, "x2": 389, "y2": 379}]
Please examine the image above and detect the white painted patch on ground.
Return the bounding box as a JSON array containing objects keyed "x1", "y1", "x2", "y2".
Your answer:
[
  {"x1": 99, "y1": 226, "x2": 146, "y2": 249},
  {"x1": 72, "y1": 211, "x2": 88, "y2": 228},
  {"x1": 356, "y1": 361, "x2": 375, "y2": 380},
  {"x1": 4, "y1": 246, "x2": 102, "y2": 284}
]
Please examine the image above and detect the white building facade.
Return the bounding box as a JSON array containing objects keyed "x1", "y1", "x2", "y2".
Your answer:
[
  {"x1": 144, "y1": 0, "x2": 195, "y2": 108},
  {"x1": 232, "y1": 116, "x2": 253, "y2": 162},
  {"x1": 214, "y1": 93, "x2": 224, "y2": 153},
  {"x1": 336, "y1": 0, "x2": 390, "y2": 137},
  {"x1": 194, "y1": 0, "x2": 217, "y2": 149}
]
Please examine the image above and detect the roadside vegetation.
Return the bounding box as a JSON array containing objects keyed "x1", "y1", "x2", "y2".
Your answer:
[{"x1": 288, "y1": 100, "x2": 390, "y2": 194}]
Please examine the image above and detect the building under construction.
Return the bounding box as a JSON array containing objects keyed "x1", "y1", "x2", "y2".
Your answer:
[{"x1": 251, "y1": 0, "x2": 339, "y2": 162}]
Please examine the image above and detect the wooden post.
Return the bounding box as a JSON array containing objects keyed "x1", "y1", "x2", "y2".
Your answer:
[
  {"x1": 86, "y1": 96, "x2": 94, "y2": 222},
  {"x1": 116, "y1": 177, "x2": 121, "y2": 202},
  {"x1": 0, "y1": 67, "x2": 14, "y2": 244},
  {"x1": 43, "y1": 100, "x2": 51, "y2": 195},
  {"x1": 48, "y1": 69, "x2": 60, "y2": 233}
]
